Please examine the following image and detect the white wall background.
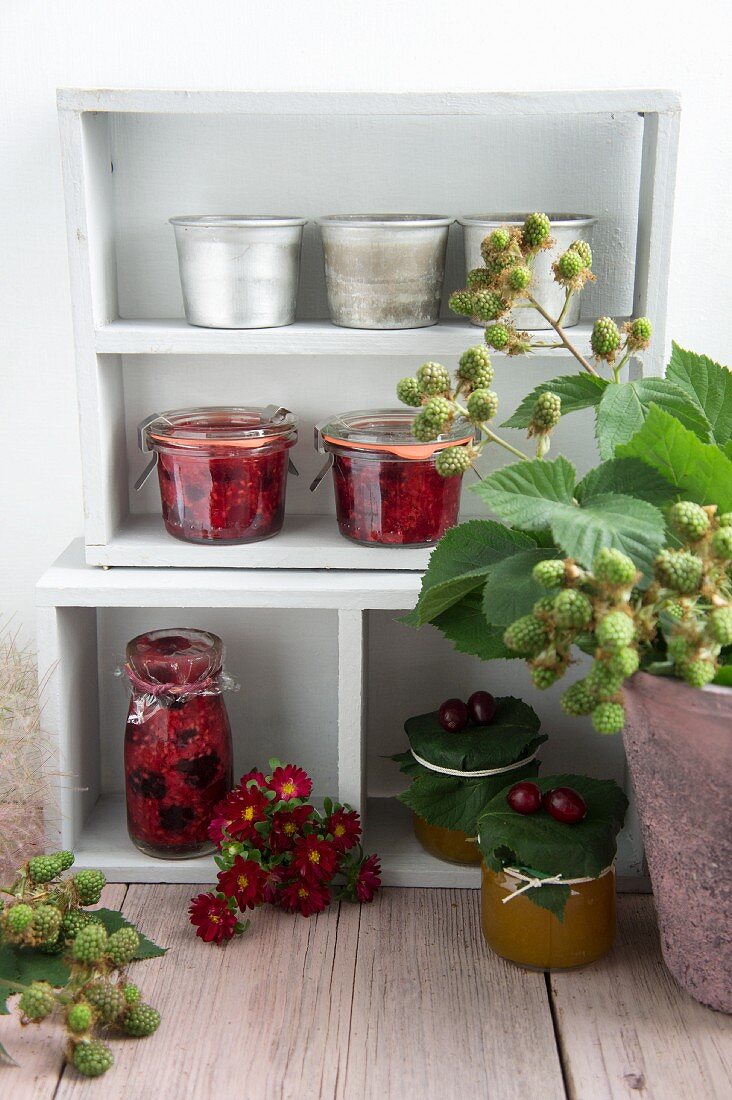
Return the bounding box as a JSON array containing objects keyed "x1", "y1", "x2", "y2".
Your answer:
[{"x1": 1, "y1": 0, "x2": 731, "y2": 639}]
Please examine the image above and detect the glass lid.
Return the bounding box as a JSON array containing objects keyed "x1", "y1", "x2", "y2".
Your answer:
[
  {"x1": 318, "y1": 408, "x2": 473, "y2": 455},
  {"x1": 142, "y1": 406, "x2": 297, "y2": 448}
]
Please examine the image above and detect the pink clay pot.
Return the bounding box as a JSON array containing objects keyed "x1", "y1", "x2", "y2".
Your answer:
[{"x1": 623, "y1": 671, "x2": 732, "y2": 1013}]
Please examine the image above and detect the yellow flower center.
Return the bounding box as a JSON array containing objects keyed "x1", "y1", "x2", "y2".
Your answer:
[
  {"x1": 308, "y1": 850, "x2": 321, "y2": 864},
  {"x1": 237, "y1": 874, "x2": 249, "y2": 889},
  {"x1": 298, "y1": 887, "x2": 309, "y2": 899},
  {"x1": 281, "y1": 780, "x2": 296, "y2": 795},
  {"x1": 242, "y1": 806, "x2": 255, "y2": 821},
  {"x1": 283, "y1": 822, "x2": 296, "y2": 836},
  {"x1": 334, "y1": 824, "x2": 345, "y2": 837},
  {"x1": 210, "y1": 913, "x2": 220, "y2": 923}
]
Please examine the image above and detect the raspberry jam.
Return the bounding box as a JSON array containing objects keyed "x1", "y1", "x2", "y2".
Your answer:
[
  {"x1": 317, "y1": 409, "x2": 472, "y2": 546},
  {"x1": 123, "y1": 629, "x2": 233, "y2": 859},
  {"x1": 142, "y1": 406, "x2": 297, "y2": 544}
]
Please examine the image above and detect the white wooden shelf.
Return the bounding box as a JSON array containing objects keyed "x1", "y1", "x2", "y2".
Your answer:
[
  {"x1": 95, "y1": 317, "x2": 599, "y2": 357},
  {"x1": 83, "y1": 515, "x2": 432, "y2": 571}
]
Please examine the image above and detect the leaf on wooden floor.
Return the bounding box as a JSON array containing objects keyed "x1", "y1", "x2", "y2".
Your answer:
[{"x1": 95, "y1": 908, "x2": 167, "y2": 958}]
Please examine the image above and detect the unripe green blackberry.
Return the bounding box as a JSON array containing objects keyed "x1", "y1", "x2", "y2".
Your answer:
[
  {"x1": 396, "y1": 377, "x2": 422, "y2": 407},
  {"x1": 416, "y1": 361, "x2": 451, "y2": 396},
  {"x1": 708, "y1": 607, "x2": 732, "y2": 646},
  {"x1": 531, "y1": 392, "x2": 561, "y2": 430},
  {"x1": 591, "y1": 317, "x2": 621, "y2": 360},
  {"x1": 411, "y1": 411, "x2": 438, "y2": 443},
  {"x1": 19, "y1": 981, "x2": 55, "y2": 1021},
  {"x1": 654, "y1": 549, "x2": 704, "y2": 594},
  {"x1": 449, "y1": 290, "x2": 477, "y2": 317},
  {"x1": 626, "y1": 317, "x2": 652, "y2": 350},
  {"x1": 532, "y1": 559, "x2": 566, "y2": 588},
  {"x1": 592, "y1": 701, "x2": 626, "y2": 735},
  {"x1": 458, "y1": 345, "x2": 493, "y2": 383},
  {"x1": 553, "y1": 588, "x2": 592, "y2": 629},
  {"x1": 123, "y1": 1003, "x2": 161, "y2": 1038},
  {"x1": 422, "y1": 396, "x2": 453, "y2": 430},
  {"x1": 666, "y1": 633, "x2": 692, "y2": 663},
  {"x1": 522, "y1": 212, "x2": 551, "y2": 248},
  {"x1": 560, "y1": 679, "x2": 597, "y2": 717},
  {"x1": 4, "y1": 903, "x2": 33, "y2": 935},
  {"x1": 484, "y1": 323, "x2": 510, "y2": 350},
  {"x1": 484, "y1": 253, "x2": 515, "y2": 277},
  {"x1": 533, "y1": 595, "x2": 558, "y2": 615},
  {"x1": 123, "y1": 983, "x2": 141, "y2": 1005},
  {"x1": 595, "y1": 611, "x2": 635, "y2": 650},
  {"x1": 106, "y1": 926, "x2": 140, "y2": 968},
  {"x1": 507, "y1": 265, "x2": 532, "y2": 291},
  {"x1": 488, "y1": 227, "x2": 511, "y2": 252},
  {"x1": 503, "y1": 615, "x2": 548, "y2": 656},
  {"x1": 606, "y1": 647, "x2": 640, "y2": 679},
  {"x1": 73, "y1": 869, "x2": 106, "y2": 905},
  {"x1": 711, "y1": 526, "x2": 732, "y2": 560},
  {"x1": 531, "y1": 666, "x2": 560, "y2": 689},
  {"x1": 593, "y1": 547, "x2": 637, "y2": 586},
  {"x1": 39, "y1": 933, "x2": 65, "y2": 956},
  {"x1": 662, "y1": 599, "x2": 685, "y2": 621},
  {"x1": 569, "y1": 239, "x2": 593, "y2": 267},
  {"x1": 67, "y1": 1002, "x2": 93, "y2": 1033},
  {"x1": 467, "y1": 267, "x2": 492, "y2": 289},
  {"x1": 57, "y1": 850, "x2": 75, "y2": 871},
  {"x1": 466, "y1": 388, "x2": 499, "y2": 423},
  {"x1": 668, "y1": 501, "x2": 710, "y2": 542},
  {"x1": 586, "y1": 663, "x2": 624, "y2": 698},
  {"x1": 435, "y1": 446, "x2": 472, "y2": 477},
  {"x1": 472, "y1": 290, "x2": 507, "y2": 322},
  {"x1": 677, "y1": 658, "x2": 717, "y2": 688},
  {"x1": 85, "y1": 981, "x2": 126, "y2": 1023},
  {"x1": 72, "y1": 923, "x2": 108, "y2": 964},
  {"x1": 28, "y1": 854, "x2": 61, "y2": 884},
  {"x1": 557, "y1": 250, "x2": 583, "y2": 279},
  {"x1": 719, "y1": 513, "x2": 732, "y2": 528},
  {"x1": 61, "y1": 909, "x2": 96, "y2": 942},
  {"x1": 72, "y1": 1039, "x2": 114, "y2": 1078},
  {"x1": 30, "y1": 904, "x2": 62, "y2": 945}
]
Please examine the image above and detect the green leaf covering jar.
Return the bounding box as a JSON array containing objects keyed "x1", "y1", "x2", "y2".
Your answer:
[
  {"x1": 477, "y1": 774, "x2": 628, "y2": 970},
  {"x1": 393, "y1": 697, "x2": 546, "y2": 865}
]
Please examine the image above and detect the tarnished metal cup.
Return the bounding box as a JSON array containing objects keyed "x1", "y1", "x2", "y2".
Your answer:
[
  {"x1": 318, "y1": 215, "x2": 453, "y2": 329},
  {"x1": 459, "y1": 214, "x2": 597, "y2": 331},
  {"x1": 170, "y1": 216, "x2": 306, "y2": 329}
]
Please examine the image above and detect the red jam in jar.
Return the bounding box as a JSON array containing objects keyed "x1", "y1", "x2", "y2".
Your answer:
[
  {"x1": 123, "y1": 629, "x2": 233, "y2": 858},
  {"x1": 317, "y1": 409, "x2": 472, "y2": 546},
  {"x1": 141, "y1": 406, "x2": 297, "y2": 544}
]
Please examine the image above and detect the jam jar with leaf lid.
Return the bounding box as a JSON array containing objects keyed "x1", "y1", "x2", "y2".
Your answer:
[
  {"x1": 140, "y1": 405, "x2": 297, "y2": 544},
  {"x1": 314, "y1": 409, "x2": 473, "y2": 546},
  {"x1": 123, "y1": 629, "x2": 233, "y2": 858}
]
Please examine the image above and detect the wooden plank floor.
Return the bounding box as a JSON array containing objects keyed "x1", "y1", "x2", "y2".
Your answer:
[{"x1": 1, "y1": 891, "x2": 730, "y2": 1099}]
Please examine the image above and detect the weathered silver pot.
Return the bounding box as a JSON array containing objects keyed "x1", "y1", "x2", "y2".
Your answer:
[
  {"x1": 170, "y1": 215, "x2": 306, "y2": 329},
  {"x1": 459, "y1": 214, "x2": 596, "y2": 331},
  {"x1": 318, "y1": 215, "x2": 453, "y2": 329}
]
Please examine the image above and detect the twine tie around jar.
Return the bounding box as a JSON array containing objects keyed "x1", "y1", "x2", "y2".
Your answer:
[
  {"x1": 122, "y1": 663, "x2": 223, "y2": 699},
  {"x1": 496, "y1": 864, "x2": 614, "y2": 904},
  {"x1": 409, "y1": 748, "x2": 539, "y2": 779}
]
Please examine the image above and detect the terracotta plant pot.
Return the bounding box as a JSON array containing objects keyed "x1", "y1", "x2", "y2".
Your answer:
[{"x1": 622, "y1": 671, "x2": 732, "y2": 1013}]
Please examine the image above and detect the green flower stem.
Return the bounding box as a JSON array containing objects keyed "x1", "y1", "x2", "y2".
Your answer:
[
  {"x1": 525, "y1": 294, "x2": 600, "y2": 377},
  {"x1": 612, "y1": 346, "x2": 632, "y2": 383},
  {"x1": 452, "y1": 401, "x2": 529, "y2": 460},
  {"x1": 556, "y1": 288, "x2": 573, "y2": 327}
]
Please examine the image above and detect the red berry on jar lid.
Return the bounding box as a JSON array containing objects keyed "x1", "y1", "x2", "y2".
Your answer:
[
  {"x1": 438, "y1": 698, "x2": 469, "y2": 732},
  {"x1": 507, "y1": 781, "x2": 542, "y2": 814},
  {"x1": 467, "y1": 690, "x2": 497, "y2": 725},
  {"x1": 543, "y1": 787, "x2": 588, "y2": 824}
]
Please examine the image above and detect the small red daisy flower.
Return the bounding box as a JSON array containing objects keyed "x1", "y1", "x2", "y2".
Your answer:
[
  {"x1": 269, "y1": 764, "x2": 312, "y2": 802},
  {"x1": 217, "y1": 856, "x2": 267, "y2": 910},
  {"x1": 292, "y1": 834, "x2": 339, "y2": 883},
  {"x1": 219, "y1": 786, "x2": 269, "y2": 840},
  {"x1": 269, "y1": 805, "x2": 313, "y2": 853},
  {"x1": 188, "y1": 891, "x2": 238, "y2": 944},
  {"x1": 355, "y1": 854, "x2": 381, "y2": 902},
  {"x1": 326, "y1": 808, "x2": 362, "y2": 852},
  {"x1": 207, "y1": 813, "x2": 232, "y2": 846},
  {"x1": 238, "y1": 768, "x2": 267, "y2": 791},
  {"x1": 279, "y1": 878, "x2": 331, "y2": 917}
]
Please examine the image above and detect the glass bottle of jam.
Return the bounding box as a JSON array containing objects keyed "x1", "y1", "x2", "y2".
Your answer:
[
  {"x1": 123, "y1": 629, "x2": 233, "y2": 858},
  {"x1": 413, "y1": 817, "x2": 481, "y2": 865},
  {"x1": 315, "y1": 409, "x2": 473, "y2": 546}
]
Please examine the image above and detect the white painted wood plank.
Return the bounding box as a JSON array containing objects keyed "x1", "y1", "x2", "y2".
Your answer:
[
  {"x1": 341, "y1": 887, "x2": 566, "y2": 1100},
  {"x1": 55, "y1": 884, "x2": 359, "y2": 1100},
  {"x1": 0, "y1": 885, "x2": 126, "y2": 1100},
  {"x1": 550, "y1": 895, "x2": 732, "y2": 1100},
  {"x1": 57, "y1": 88, "x2": 681, "y2": 116},
  {"x1": 337, "y1": 611, "x2": 367, "y2": 812},
  {"x1": 95, "y1": 317, "x2": 600, "y2": 357}
]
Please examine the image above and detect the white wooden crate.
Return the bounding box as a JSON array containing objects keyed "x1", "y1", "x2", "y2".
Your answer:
[{"x1": 57, "y1": 89, "x2": 680, "y2": 569}]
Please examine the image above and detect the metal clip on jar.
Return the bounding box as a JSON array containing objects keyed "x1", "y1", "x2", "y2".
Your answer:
[
  {"x1": 139, "y1": 405, "x2": 298, "y2": 544},
  {"x1": 313, "y1": 409, "x2": 473, "y2": 546},
  {"x1": 123, "y1": 629, "x2": 234, "y2": 859}
]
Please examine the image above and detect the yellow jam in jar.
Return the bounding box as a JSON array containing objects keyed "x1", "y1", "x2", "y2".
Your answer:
[
  {"x1": 413, "y1": 813, "x2": 482, "y2": 865},
  {"x1": 480, "y1": 863, "x2": 616, "y2": 970}
]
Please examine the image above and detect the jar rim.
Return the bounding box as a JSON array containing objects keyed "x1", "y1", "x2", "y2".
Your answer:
[
  {"x1": 142, "y1": 406, "x2": 297, "y2": 451},
  {"x1": 318, "y1": 214, "x2": 453, "y2": 228},
  {"x1": 169, "y1": 215, "x2": 307, "y2": 228},
  {"x1": 458, "y1": 213, "x2": 597, "y2": 228},
  {"x1": 318, "y1": 408, "x2": 472, "y2": 458},
  {"x1": 126, "y1": 628, "x2": 223, "y2": 684}
]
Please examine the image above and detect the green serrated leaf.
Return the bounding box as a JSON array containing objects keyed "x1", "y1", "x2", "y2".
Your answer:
[
  {"x1": 472, "y1": 456, "x2": 576, "y2": 530},
  {"x1": 576, "y1": 457, "x2": 677, "y2": 508},
  {"x1": 94, "y1": 909, "x2": 166, "y2": 959},
  {"x1": 432, "y1": 591, "x2": 514, "y2": 661},
  {"x1": 0, "y1": 1037, "x2": 18, "y2": 1065},
  {"x1": 713, "y1": 664, "x2": 732, "y2": 686},
  {"x1": 398, "y1": 761, "x2": 540, "y2": 834},
  {"x1": 667, "y1": 342, "x2": 732, "y2": 446},
  {"x1": 0, "y1": 943, "x2": 70, "y2": 1013},
  {"x1": 551, "y1": 492, "x2": 666, "y2": 574},
  {"x1": 596, "y1": 379, "x2": 711, "y2": 460},
  {"x1": 405, "y1": 697, "x2": 544, "y2": 772},
  {"x1": 483, "y1": 547, "x2": 560, "y2": 626},
  {"x1": 404, "y1": 520, "x2": 536, "y2": 627},
  {"x1": 501, "y1": 374, "x2": 609, "y2": 429},
  {"x1": 616, "y1": 405, "x2": 732, "y2": 513}
]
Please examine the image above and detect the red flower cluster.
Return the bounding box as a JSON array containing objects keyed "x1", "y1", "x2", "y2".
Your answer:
[{"x1": 189, "y1": 760, "x2": 381, "y2": 945}]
